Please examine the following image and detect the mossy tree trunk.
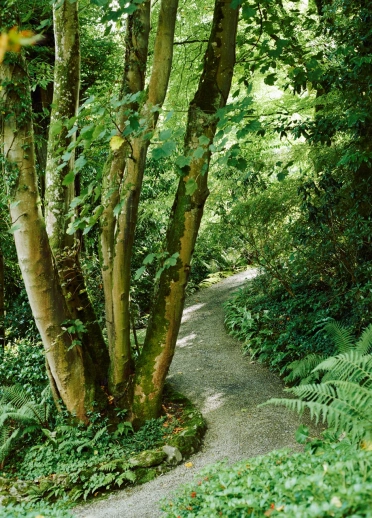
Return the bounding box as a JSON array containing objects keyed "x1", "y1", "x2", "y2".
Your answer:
[
  {"x1": 132, "y1": 0, "x2": 239, "y2": 426},
  {"x1": 100, "y1": 0, "x2": 179, "y2": 404},
  {"x1": 0, "y1": 59, "x2": 96, "y2": 422},
  {"x1": 45, "y1": 0, "x2": 109, "y2": 385}
]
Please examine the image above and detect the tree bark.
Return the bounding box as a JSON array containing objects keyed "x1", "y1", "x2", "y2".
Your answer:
[
  {"x1": 45, "y1": 0, "x2": 109, "y2": 384},
  {"x1": 0, "y1": 59, "x2": 95, "y2": 421},
  {"x1": 132, "y1": 0, "x2": 239, "y2": 426},
  {"x1": 100, "y1": 0, "x2": 151, "y2": 369},
  {"x1": 102, "y1": 0, "x2": 179, "y2": 403}
]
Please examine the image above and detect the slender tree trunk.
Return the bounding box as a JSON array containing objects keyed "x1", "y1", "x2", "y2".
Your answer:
[
  {"x1": 0, "y1": 59, "x2": 95, "y2": 421},
  {"x1": 100, "y1": 0, "x2": 151, "y2": 369},
  {"x1": 44, "y1": 0, "x2": 109, "y2": 383},
  {"x1": 132, "y1": 0, "x2": 239, "y2": 426},
  {"x1": 102, "y1": 0, "x2": 179, "y2": 403}
]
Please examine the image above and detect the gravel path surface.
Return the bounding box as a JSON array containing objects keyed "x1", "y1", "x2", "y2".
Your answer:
[{"x1": 76, "y1": 269, "x2": 315, "y2": 518}]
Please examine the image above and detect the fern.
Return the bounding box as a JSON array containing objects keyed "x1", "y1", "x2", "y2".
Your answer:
[
  {"x1": 263, "y1": 323, "x2": 372, "y2": 443},
  {"x1": 284, "y1": 321, "x2": 372, "y2": 385},
  {"x1": 0, "y1": 384, "x2": 51, "y2": 465}
]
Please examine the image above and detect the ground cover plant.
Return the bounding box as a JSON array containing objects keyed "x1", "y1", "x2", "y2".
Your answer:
[{"x1": 162, "y1": 443, "x2": 372, "y2": 517}]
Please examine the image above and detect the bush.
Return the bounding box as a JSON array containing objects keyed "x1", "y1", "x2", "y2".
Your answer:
[
  {"x1": 224, "y1": 271, "x2": 372, "y2": 375},
  {"x1": 162, "y1": 443, "x2": 372, "y2": 517}
]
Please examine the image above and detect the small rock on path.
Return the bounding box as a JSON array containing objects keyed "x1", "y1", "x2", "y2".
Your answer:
[{"x1": 76, "y1": 269, "x2": 315, "y2": 518}]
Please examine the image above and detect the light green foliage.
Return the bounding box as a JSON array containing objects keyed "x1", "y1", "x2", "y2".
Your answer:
[
  {"x1": 0, "y1": 502, "x2": 74, "y2": 518},
  {"x1": 162, "y1": 444, "x2": 372, "y2": 517}
]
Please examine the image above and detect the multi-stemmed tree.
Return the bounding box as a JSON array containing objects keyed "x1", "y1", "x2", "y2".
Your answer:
[{"x1": 0, "y1": 0, "x2": 239, "y2": 426}]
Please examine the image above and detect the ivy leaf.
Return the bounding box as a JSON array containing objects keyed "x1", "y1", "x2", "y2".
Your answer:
[
  {"x1": 185, "y1": 178, "x2": 198, "y2": 196},
  {"x1": 110, "y1": 135, "x2": 125, "y2": 151}
]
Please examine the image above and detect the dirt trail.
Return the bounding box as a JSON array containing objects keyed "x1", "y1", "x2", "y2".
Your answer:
[{"x1": 76, "y1": 269, "x2": 313, "y2": 518}]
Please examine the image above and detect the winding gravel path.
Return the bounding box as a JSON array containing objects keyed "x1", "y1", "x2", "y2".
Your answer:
[{"x1": 76, "y1": 269, "x2": 315, "y2": 518}]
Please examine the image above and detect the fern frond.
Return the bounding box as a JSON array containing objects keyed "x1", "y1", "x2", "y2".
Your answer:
[
  {"x1": 284, "y1": 354, "x2": 326, "y2": 382},
  {"x1": 324, "y1": 321, "x2": 354, "y2": 353},
  {"x1": 1, "y1": 384, "x2": 33, "y2": 409},
  {"x1": 314, "y1": 352, "x2": 372, "y2": 386},
  {"x1": 91, "y1": 426, "x2": 107, "y2": 444},
  {"x1": 355, "y1": 323, "x2": 372, "y2": 355}
]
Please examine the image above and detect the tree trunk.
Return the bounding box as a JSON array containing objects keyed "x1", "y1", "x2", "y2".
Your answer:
[
  {"x1": 100, "y1": 0, "x2": 151, "y2": 386},
  {"x1": 101, "y1": 0, "x2": 179, "y2": 403},
  {"x1": 44, "y1": 0, "x2": 109, "y2": 384},
  {"x1": 0, "y1": 59, "x2": 95, "y2": 421},
  {"x1": 132, "y1": 0, "x2": 239, "y2": 426}
]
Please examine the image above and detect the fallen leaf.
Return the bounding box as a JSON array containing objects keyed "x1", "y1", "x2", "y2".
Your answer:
[{"x1": 185, "y1": 462, "x2": 193, "y2": 468}]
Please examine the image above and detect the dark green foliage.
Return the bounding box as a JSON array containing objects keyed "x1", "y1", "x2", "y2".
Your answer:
[
  {"x1": 224, "y1": 275, "x2": 339, "y2": 373},
  {"x1": 0, "y1": 341, "x2": 47, "y2": 396},
  {"x1": 162, "y1": 443, "x2": 372, "y2": 518}
]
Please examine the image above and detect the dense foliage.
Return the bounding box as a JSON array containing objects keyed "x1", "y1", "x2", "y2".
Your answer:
[{"x1": 162, "y1": 443, "x2": 372, "y2": 517}]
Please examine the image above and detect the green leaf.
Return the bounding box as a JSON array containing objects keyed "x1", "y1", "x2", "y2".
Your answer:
[
  {"x1": 198, "y1": 135, "x2": 210, "y2": 146},
  {"x1": 185, "y1": 178, "x2": 198, "y2": 196},
  {"x1": 143, "y1": 253, "x2": 155, "y2": 265},
  {"x1": 175, "y1": 155, "x2": 191, "y2": 169},
  {"x1": 113, "y1": 200, "x2": 124, "y2": 218},
  {"x1": 62, "y1": 171, "x2": 75, "y2": 186},
  {"x1": 8, "y1": 223, "x2": 21, "y2": 234},
  {"x1": 134, "y1": 265, "x2": 146, "y2": 280},
  {"x1": 152, "y1": 140, "x2": 176, "y2": 160},
  {"x1": 159, "y1": 129, "x2": 172, "y2": 140},
  {"x1": 193, "y1": 147, "x2": 204, "y2": 159},
  {"x1": 277, "y1": 171, "x2": 289, "y2": 182},
  {"x1": 74, "y1": 155, "x2": 87, "y2": 172},
  {"x1": 62, "y1": 151, "x2": 72, "y2": 162},
  {"x1": 242, "y1": 6, "x2": 256, "y2": 18},
  {"x1": 50, "y1": 120, "x2": 63, "y2": 137},
  {"x1": 295, "y1": 424, "x2": 309, "y2": 444},
  {"x1": 264, "y1": 73, "x2": 277, "y2": 86}
]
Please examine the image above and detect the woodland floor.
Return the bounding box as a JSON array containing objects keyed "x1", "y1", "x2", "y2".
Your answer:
[{"x1": 76, "y1": 269, "x2": 319, "y2": 518}]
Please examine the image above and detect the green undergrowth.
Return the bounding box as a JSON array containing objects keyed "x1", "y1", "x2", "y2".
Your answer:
[
  {"x1": 0, "y1": 502, "x2": 74, "y2": 517},
  {"x1": 224, "y1": 272, "x2": 372, "y2": 376},
  {"x1": 0, "y1": 382, "x2": 205, "y2": 510},
  {"x1": 162, "y1": 442, "x2": 372, "y2": 517}
]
